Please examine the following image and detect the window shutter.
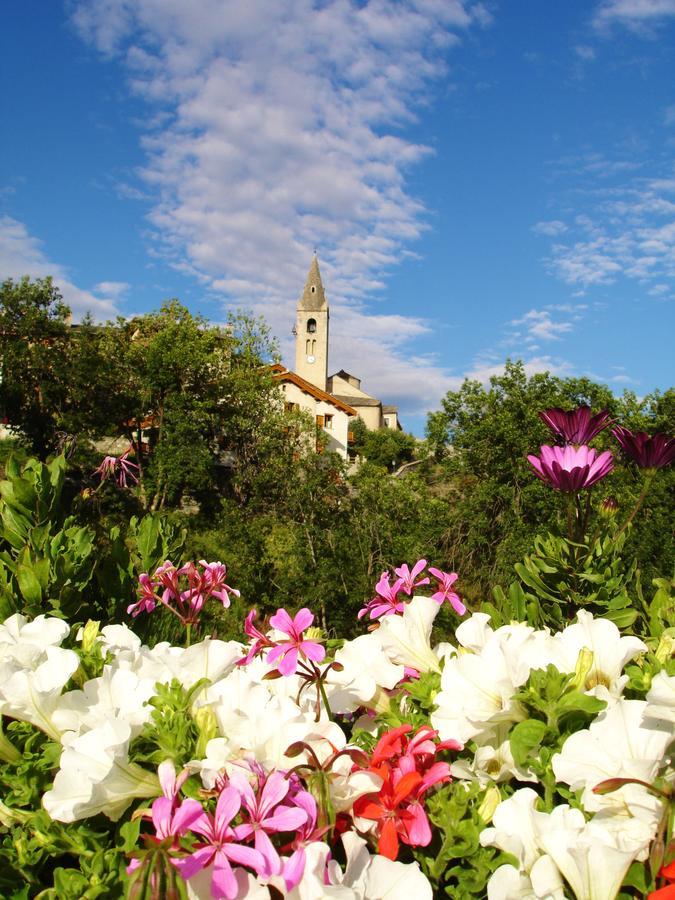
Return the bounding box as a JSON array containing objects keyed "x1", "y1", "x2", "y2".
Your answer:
[{"x1": 316, "y1": 415, "x2": 325, "y2": 428}]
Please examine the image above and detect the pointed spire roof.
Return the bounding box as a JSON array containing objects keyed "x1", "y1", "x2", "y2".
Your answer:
[{"x1": 298, "y1": 253, "x2": 327, "y2": 310}]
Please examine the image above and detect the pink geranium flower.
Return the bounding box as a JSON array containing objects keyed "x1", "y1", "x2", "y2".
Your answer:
[
  {"x1": 230, "y1": 771, "x2": 308, "y2": 878},
  {"x1": 279, "y1": 790, "x2": 324, "y2": 891},
  {"x1": 237, "y1": 609, "x2": 276, "y2": 666},
  {"x1": 199, "y1": 560, "x2": 240, "y2": 606},
  {"x1": 148, "y1": 795, "x2": 204, "y2": 845},
  {"x1": 357, "y1": 571, "x2": 406, "y2": 620},
  {"x1": 127, "y1": 573, "x2": 157, "y2": 617},
  {"x1": 176, "y1": 787, "x2": 266, "y2": 900},
  {"x1": 126, "y1": 559, "x2": 239, "y2": 630},
  {"x1": 267, "y1": 608, "x2": 326, "y2": 676},
  {"x1": 394, "y1": 559, "x2": 430, "y2": 595},
  {"x1": 428, "y1": 568, "x2": 466, "y2": 616},
  {"x1": 527, "y1": 444, "x2": 614, "y2": 492},
  {"x1": 126, "y1": 761, "x2": 202, "y2": 876}
]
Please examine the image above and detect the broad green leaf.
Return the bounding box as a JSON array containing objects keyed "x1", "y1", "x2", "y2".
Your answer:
[
  {"x1": 16, "y1": 564, "x2": 43, "y2": 606},
  {"x1": 509, "y1": 719, "x2": 547, "y2": 767},
  {"x1": 558, "y1": 690, "x2": 606, "y2": 715}
]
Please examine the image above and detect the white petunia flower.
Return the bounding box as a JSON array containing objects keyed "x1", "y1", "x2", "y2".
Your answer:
[
  {"x1": 537, "y1": 807, "x2": 640, "y2": 900},
  {"x1": 0, "y1": 613, "x2": 70, "y2": 653},
  {"x1": 487, "y1": 858, "x2": 565, "y2": 900},
  {"x1": 324, "y1": 633, "x2": 404, "y2": 713},
  {"x1": 52, "y1": 666, "x2": 156, "y2": 739},
  {"x1": 431, "y1": 632, "x2": 527, "y2": 743},
  {"x1": 0, "y1": 645, "x2": 79, "y2": 740},
  {"x1": 43, "y1": 718, "x2": 159, "y2": 822},
  {"x1": 97, "y1": 623, "x2": 142, "y2": 657},
  {"x1": 455, "y1": 612, "x2": 494, "y2": 652},
  {"x1": 480, "y1": 788, "x2": 547, "y2": 873},
  {"x1": 483, "y1": 789, "x2": 645, "y2": 900},
  {"x1": 374, "y1": 595, "x2": 442, "y2": 674},
  {"x1": 552, "y1": 699, "x2": 672, "y2": 823},
  {"x1": 644, "y1": 670, "x2": 675, "y2": 725},
  {"x1": 453, "y1": 723, "x2": 538, "y2": 785},
  {"x1": 328, "y1": 753, "x2": 382, "y2": 813},
  {"x1": 553, "y1": 611, "x2": 647, "y2": 701},
  {"x1": 284, "y1": 831, "x2": 433, "y2": 899}
]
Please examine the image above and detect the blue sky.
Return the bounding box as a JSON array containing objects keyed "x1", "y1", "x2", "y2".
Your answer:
[{"x1": 1, "y1": 1, "x2": 674, "y2": 434}]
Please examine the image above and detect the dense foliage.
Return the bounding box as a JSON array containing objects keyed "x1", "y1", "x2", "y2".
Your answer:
[
  {"x1": 426, "y1": 361, "x2": 674, "y2": 600},
  {"x1": 0, "y1": 278, "x2": 674, "y2": 897}
]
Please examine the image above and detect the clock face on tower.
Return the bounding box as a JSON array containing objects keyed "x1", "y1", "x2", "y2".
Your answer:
[{"x1": 307, "y1": 355, "x2": 315, "y2": 363}]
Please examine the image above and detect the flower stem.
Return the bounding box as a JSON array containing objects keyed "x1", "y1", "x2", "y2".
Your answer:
[
  {"x1": 581, "y1": 487, "x2": 593, "y2": 541},
  {"x1": 318, "y1": 677, "x2": 334, "y2": 723},
  {"x1": 185, "y1": 623, "x2": 192, "y2": 648},
  {"x1": 566, "y1": 493, "x2": 575, "y2": 542},
  {"x1": 615, "y1": 472, "x2": 654, "y2": 540}
]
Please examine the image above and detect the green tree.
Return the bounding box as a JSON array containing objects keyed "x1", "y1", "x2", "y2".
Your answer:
[
  {"x1": 0, "y1": 277, "x2": 71, "y2": 455},
  {"x1": 426, "y1": 360, "x2": 674, "y2": 599},
  {"x1": 351, "y1": 418, "x2": 418, "y2": 470}
]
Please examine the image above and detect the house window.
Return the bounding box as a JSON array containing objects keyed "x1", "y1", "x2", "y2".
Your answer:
[
  {"x1": 384, "y1": 417, "x2": 390, "y2": 427},
  {"x1": 284, "y1": 401, "x2": 299, "y2": 412},
  {"x1": 307, "y1": 318, "x2": 317, "y2": 333},
  {"x1": 324, "y1": 414, "x2": 333, "y2": 430}
]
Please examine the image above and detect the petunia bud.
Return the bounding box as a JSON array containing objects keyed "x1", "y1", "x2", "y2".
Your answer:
[
  {"x1": 655, "y1": 629, "x2": 675, "y2": 665},
  {"x1": 570, "y1": 647, "x2": 594, "y2": 691},
  {"x1": 80, "y1": 619, "x2": 100, "y2": 653},
  {"x1": 477, "y1": 785, "x2": 502, "y2": 824},
  {"x1": 194, "y1": 707, "x2": 218, "y2": 759}
]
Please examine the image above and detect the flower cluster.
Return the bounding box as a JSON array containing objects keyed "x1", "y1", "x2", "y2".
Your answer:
[
  {"x1": 353, "y1": 724, "x2": 459, "y2": 860},
  {"x1": 358, "y1": 558, "x2": 465, "y2": 620},
  {"x1": 528, "y1": 404, "x2": 674, "y2": 492},
  {"x1": 1, "y1": 551, "x2": 674, "y2": 899},
  {"x1": 127, "y1": 559, "x2": 240, "y2": 628}
]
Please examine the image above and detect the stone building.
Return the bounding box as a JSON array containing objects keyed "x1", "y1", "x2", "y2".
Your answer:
[{"x1": 272, "y1": 254, "x2": 401, "y2": 460}]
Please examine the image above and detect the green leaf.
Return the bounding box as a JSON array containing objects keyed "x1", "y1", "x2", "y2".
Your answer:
[
  {"x1": 509, "y1": 719, "x2": 547, "y2": 767},
  {"x1": 16, "y1": 563, "x2": 43, "y2": 607},
  {"x1": 603, "y1": 607, "x2": 638, "y2": 629},
  {"x1": 558, "y1": 690, "x2": 606, "y2": 715}
]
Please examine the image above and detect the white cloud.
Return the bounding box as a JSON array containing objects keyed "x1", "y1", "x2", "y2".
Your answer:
[
  {"x1": 0, "y1": 215, "x2": 119, "y2": 319},
  {"x1": 533, "y1": 220, "x2": 568, "y2": 237},
  {"x1": 593, "y1": 0, "x2": 675, "y2": 33},
  {"x1": 574, "y1": 44, "x2": 597, "y2": 60},
  {"x1": 70, "y1": 0, "x2": 491, "y2": 415},
  {"x1": 540, "y1": 171, "x2": 675, "y2": 290},
  {"x1": 508, "y1": 307, "x2": 581, "y2": 343},
  {"x1": 94, "y1": 280, "x2": 130, "y2": 298}
]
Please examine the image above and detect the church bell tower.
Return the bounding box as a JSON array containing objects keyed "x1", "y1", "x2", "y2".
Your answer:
[{"x1": 294, "y1": 253, "x2": 329, "y2": 391}]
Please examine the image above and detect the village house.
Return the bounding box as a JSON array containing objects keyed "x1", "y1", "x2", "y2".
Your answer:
[{"x1": 271, "y1": 255, "x2": 402, "y2": 461}]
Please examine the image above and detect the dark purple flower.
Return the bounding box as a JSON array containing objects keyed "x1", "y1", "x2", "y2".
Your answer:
[
  {"x1": 527, "y1": 445, "x2": 614, "y2": 491},
  {"x1": 612, "y1": 426, "x2": 675, "y2": 470},
  {"x1": 539, "y1": 406, "x2": 613, "y2": 445}
]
